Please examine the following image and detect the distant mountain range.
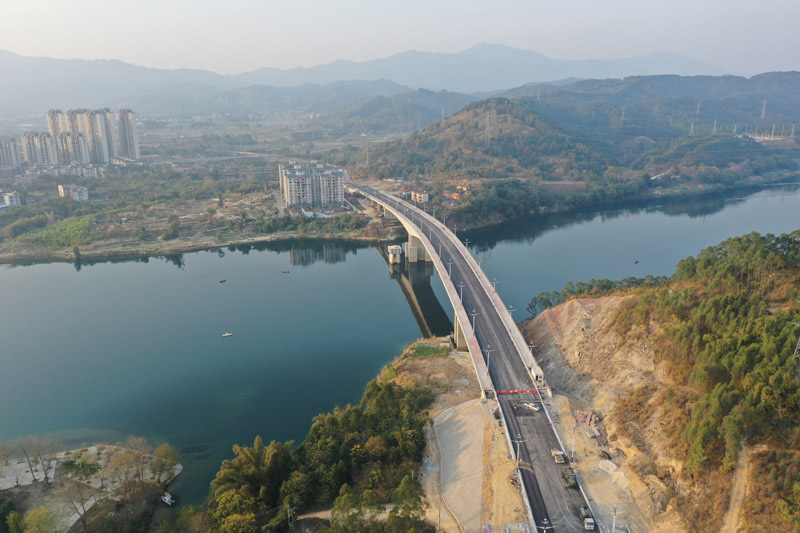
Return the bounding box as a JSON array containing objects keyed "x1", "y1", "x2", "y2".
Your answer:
[{"x1": 0, "y1": 44, "x2": 727, "y2": 117}]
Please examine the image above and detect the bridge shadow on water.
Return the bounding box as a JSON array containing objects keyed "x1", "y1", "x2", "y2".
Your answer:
[{"x1": 377, "y1": 244, "x2": 453, "y2": 338}]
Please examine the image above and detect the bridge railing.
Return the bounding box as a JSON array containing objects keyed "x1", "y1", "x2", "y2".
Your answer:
[
  {"x1": 388, "y1": 193, "x2": 544, "y2": 381},
  {"x1": 365, "y1": 191, "x2": 494, "y2": 396}
]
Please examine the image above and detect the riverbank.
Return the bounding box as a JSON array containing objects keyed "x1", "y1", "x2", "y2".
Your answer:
[
  {"x1": 0, "y1": 444, "x2": 182, "y2": 532},
  {"x1": 0, "y1": 228, "x2": 396, "y2": 266},
  {"x1": 449, "y1": 173, "x2": 800, "y2": 231},
  {"x1": 2, "y1": 174, "x2": 797, "y2": 267}
]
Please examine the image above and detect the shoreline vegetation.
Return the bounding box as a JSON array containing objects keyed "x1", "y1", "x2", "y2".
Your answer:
[
  {"x1": 152, "y1": 338, "x2": 457, "y2": 532},
  {"x1": 1, "y1": 173, "x2": 796, "y2": 268}
]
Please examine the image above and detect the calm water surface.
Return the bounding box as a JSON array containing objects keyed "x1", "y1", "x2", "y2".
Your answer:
[{"x1": 1, "y1": 184, "x2": 799, "y2": 504}]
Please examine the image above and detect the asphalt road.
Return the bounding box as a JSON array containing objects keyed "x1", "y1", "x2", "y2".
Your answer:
[{"x1": 356, "y1": 185, "x2": 591, "y2": 532}]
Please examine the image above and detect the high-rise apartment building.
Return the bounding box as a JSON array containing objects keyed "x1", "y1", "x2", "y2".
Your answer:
[
  {"x1": 55, "y1": 133, "x2": 91, "y2": 165},
  {"x1": 21, "y1": 133, "x2": 58, "y2": 166},
  {"x1": 279, "y1": 161, "x2": 346, "y2": 207},
  {"x1": 116, "y1": 109, "x2": 140, "y2": 160},
  {"x1": 0, "y1": 139, "x2": 20, "y2": 167},
  {"x1": 46, "y1": 108, "x2": 134, "y2": 164}
]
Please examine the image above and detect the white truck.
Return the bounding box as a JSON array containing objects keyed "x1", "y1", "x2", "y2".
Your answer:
[
  {"x1": 551, "y1": 448, "x2": 566, "y2": 464},
  {"x1": 580, "y1": 505, "x2": 596, "y2": 530}
]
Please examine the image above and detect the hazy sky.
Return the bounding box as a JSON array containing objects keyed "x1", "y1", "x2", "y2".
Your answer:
[{"x1": 2, "y1": 0, "x2": 799, "y2": 75}]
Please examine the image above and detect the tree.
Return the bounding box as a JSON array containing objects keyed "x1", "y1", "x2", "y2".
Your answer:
[
  {"x1": 211, "y1": 436, "x2": 294, "y2": 510},
  {"x1": 151, "y1": 443, "x2": 180, "y2": 483},
  {"x1": 21, "y1": 507, "x2": 57, "y2": 533},
  {"x1": 386, "y1": 475, "x2": 426, "y2": 532},
  {"x1": 124, "y1": 435, "x2": 153, "y2": 491},
  {"x1": 5, "y1": 511, "x2": 23, "y2": 533},
  {"x1": 0, "y1": 498, "x2": 16, "y2": 533}
]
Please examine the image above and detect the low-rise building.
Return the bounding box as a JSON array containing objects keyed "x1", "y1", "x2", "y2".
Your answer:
[
  {"x1": 58, "y1": 184, "x2": 89, "y2": 201},
  {"x1": 410, "y1": 191, "x2": 430, "y2": 203},
  {"x1": 3, "y1": 190, "x2": 21, "y2": 206}
]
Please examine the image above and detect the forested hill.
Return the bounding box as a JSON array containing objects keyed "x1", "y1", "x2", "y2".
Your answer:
[
  {"x1": 348, "y1": 98, "x2": 611, "y2": 182},
  {"x1": 527, "y1": 231, "x2": 800, "y2": 530},
  {"x1": 308, "y1": 89, "x2": 478, "y2": 137}
]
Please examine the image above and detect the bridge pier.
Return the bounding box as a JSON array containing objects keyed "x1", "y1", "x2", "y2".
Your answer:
[
  {"x1": 387, "y1": 244, "x2": 403, "y2": 264},
  {"x1": 453, "y1": 314, "x2": 468, "y2": 349},
  {"x1": 406, "y1": 234, "x2": 431, "y2": 263}
]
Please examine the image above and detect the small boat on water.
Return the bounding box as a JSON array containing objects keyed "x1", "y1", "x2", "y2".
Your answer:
[
  {"x1": 634, "y1": 260, "x2": 639, "y2": 264},
  {"x1": 219, "y1": 279, "x2": 226, "y2": 283},
  {"x1": 281, "y1": 270, "x2": 290, "y2": 274},
  {"x1": 222, "y1": 332, "x2": 233, "y2": 337},
  {"x1": 161, "y1": 492, "x2": 175, "y2": 506}
]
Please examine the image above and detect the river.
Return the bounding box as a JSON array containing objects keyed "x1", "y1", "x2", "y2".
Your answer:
[{"x1": 1, "y1": 183, "x2": 799, "y2": 504}]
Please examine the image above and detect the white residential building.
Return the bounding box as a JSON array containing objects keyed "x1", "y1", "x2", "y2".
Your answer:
[
  {"x1": 3, "y1": 191, "x2": 21, "y2": 206},
  {"x1": 279, "y1": 161, "x2": 346, "y2": 207}
]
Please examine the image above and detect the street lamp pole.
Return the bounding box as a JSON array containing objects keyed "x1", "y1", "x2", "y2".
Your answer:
[
  {"x1": 512, "y1": 433, "x2": 524, "y2": 470},
  {"x1": 447, "y1": 259, "x2": 453, "y2": 277},
  {"x1": 457, "y1": 281, "x2": 465, "y2": 301},
  {"x1": 483, "y1": 344, "x2": 494, "y2": 372},
  {"x1": 492, "y1": 277, "x2": 499, "y2": 291},
  {"x1": 469, "y1": 308, "x2": 478, "y2": 330}
]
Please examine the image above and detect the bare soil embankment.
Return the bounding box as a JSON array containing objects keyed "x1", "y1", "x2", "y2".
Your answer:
[{"x1": 522, "y1": 296, "x2": 685, "y2": 532}]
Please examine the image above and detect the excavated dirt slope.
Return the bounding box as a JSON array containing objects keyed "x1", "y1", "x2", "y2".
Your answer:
[{"x1": 521, "y1": 296, "x2": 693, "y2": 532}]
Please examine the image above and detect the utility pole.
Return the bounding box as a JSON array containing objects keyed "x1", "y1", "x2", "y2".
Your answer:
[
  {"x1": 571, "y1": 424, "x2": 577, "y2": 463},
  {"x1": 612, "y1": 505, "x2": 618, "y2": 533}
]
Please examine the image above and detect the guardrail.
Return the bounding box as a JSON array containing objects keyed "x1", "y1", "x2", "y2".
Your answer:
[{"x1": 356, "y1": 185, "x2": 602, "y2": 531}]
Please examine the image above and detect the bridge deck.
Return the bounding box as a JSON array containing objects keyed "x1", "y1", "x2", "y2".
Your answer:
[{"x1": 353, "y1": 184, "x2": 593, "y2": 533}]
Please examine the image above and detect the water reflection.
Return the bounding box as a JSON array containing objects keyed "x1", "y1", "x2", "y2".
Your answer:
[
  {"x1": 377, "y1": 245, "x2": 453, "y2": 338},
  {"x1": 466, "y1": 183, "x2": 800, "y2": 254}
]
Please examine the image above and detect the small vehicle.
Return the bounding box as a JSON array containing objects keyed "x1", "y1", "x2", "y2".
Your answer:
[
  {"x1": 551, "y1": 449, "x2": 566, "y2": 464},
  {"x1": 222, "y1": 332, "x2": 233, "y2": 337},
  {"x1": 523, "y1": 402, "x2": 540, "y2": 412},
  {"x1": 161, "y1": 492, "x2": 175, "y2": 506}
]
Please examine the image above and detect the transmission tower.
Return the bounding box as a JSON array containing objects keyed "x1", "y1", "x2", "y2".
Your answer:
[
  {"x1": 772, "y1": 123, "x2": 777, "y2": 138},
  {"x1": 761, "y1": 99, "x2": 767, "y2": 119},
  {"x1": 621, "y1": 108, "x2": 625, "y2": 125},
  {"x1": 689, "y1": 121, "x2": 694, "y2": 135},
  {"x1": 485, "y1": 106, "x2": 496, "y2": 146},
  {"x1": 793, "y1": 322, "x2": 800, "y2": 378},
  {"x1": 733, "y1": 125, "x2": 737, "y2": 135},
  {"x1": 791, "y1": 124, "x2": 796, "y2": 142},
  {"x1": 696, "y1": 102, "x2": 701, "y2": 115},
  {"x1": 713, "y1": 119, "x2": 718, "y2": 135}
]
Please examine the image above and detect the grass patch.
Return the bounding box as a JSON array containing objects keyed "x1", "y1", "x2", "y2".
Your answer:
[
  {"x1": 410, "y1": 342, "x2": 450, "y2": 359},
  {"x1": 18, "y1": 216, "x2": 92, "y2": 248}
]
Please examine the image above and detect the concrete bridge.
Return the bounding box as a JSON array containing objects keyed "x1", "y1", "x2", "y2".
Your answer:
[{"x1": 350, "y1": 183, "x2": 594, "y2": 533}]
